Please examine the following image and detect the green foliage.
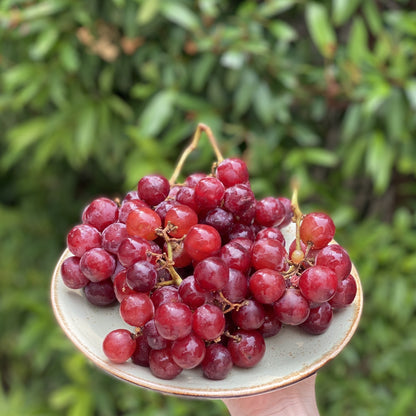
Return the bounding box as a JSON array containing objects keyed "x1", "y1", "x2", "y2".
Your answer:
[{"x1": 1, "y1": 0, "x2": 416, "y2": 415}]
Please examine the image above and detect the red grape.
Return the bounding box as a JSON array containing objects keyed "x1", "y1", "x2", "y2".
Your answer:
[
  {"x1": 183, "y1": 224, "x2": 222, "y2": 262},
  {"x1": 216, "y1": 158, "x2": 249, "y2": 188},
  {"x1": 201, "y1": 343, "x2": 233, "y2": 380},
  {"x1": 154, "y1": 302, "x2": 193, "y2": 341},
  {"x1": 300, "y1": 212, "x2": 335, "y2": 249},
  {"x1": 82, "y1": 197, "x2": 119, "y2": 232},
  {"x1": 171, "y1": 333, "x2": 206, "y2": 369},
  {"x1": 80, "y1": 248, "x2": 116, "y2": 282},
  {"x1": 273, "y1": 288, "x2": 310, "y2": 325},
  {"x1": 137, "y1": 174, "x2": 170, "y2": 206},
  {"x1": 120, "y1": 292, "x2": 154, "y2": 327},
  {"x1": 192, "y1": 304, "x2": 225, "y2": 341},
  {"x1": 61, "y1": 256, "x2": 90, "y2": 289},
  {"x1": 126, "y1": 207, "x2": 161, "y2": 241},
  {"x1": 249, "y1": 268, "x2": 286, "y2": 304},
  {"x1": 227, "y1": 329, "x2": 265, "y2": 368},
  {"x1": 298, "y1": 265, "x2": 338, "y2": 303},
  {"x1": 67, "y1": 224, "x2": 102, "y2": 257},
  {"x1": 103, "y1": 329, "x2": 136, "y2": 363}
]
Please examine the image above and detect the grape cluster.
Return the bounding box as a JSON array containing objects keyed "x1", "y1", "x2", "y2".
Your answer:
[{"x1": 60, "y1": 157, "x2": 357, "y2": 381}]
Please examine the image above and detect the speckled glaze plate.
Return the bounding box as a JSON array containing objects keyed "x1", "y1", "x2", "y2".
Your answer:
[{"x1": 51, "y1": 223, "x2": 363, "y2": 399}]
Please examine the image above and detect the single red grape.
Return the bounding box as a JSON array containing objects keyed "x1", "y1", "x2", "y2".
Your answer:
[
  {"x1": 149, "y1": 347, "x2": 183, "y2": 380},
  {"x1": 165, "y1": 204, "x2": 198, "y2": 238},
  {"x1": 101, "y1": 222, "x2": 128, "y2": 254},
  {"x1": 273, "y1": 288, "x2": 310, "y2": 325},
  {"x1": 66, "y1": 224, "x2": 102, "y2": 257},
  {"x1": 251, "y1": 238, "x2": 287, "y2": 271},
  {"x1": 137, "y1": 174, "x2": 170, "y2": 206},
  {"x1": 298, "y1": 265, "x2": 338, "y2": 303},
  {"x1": 300, "y1": 212, "x2": 335, "y2": 250},
  {"x1": 315, "y1": 244, "x2": 352, "y2": 282},
  {"x1": 192, "y1": 303, "x2": 225, "y2": 341},
  {"x1": 82, "y1": 197, "x2": 119, "y2": 232},
  {"x1": 300, "y1": 302, "x2": 333, "y2": 335},
  {"x1": 194, "y1": 256, "x2": 229, "y2": 292},
  {"x1": 201, "y1": 343, "x2": 233, "y2": 380},
  {"x1": 79, "y1": 248, "x2": 116, "y2": 282},
  {"x1": 183, "y1": 224, "x2": 222, "y2": 262},
  {"x1": 84, "y1": 279, "x2": 116, "y2": 306},
  {"x1": 154, "y1": 302, "x2": 193, "y2": 341},
  {"x1": 102, "y1": 329, "x2": 136, "y2": 364},
  {"x1": 255, "y1": 197, "x2": 285, "y2": 227},
  {"x1": 216, "y1": 158, "x2": 249, "y2": 188},
  {"x1": 249, "y1": 268, "x2": 286, "y2": 304},
  {"x1": 60, "y1": 256, "x2": 90, "y2": 289},
  {"x1": 126, "y1": 207, "x2": 161, "y2": 240},
  {"x1": 227, "y1": 329, "x2": 265, "y2": 368},
  {"x1": 120, "y1": 292, "x2": 155, "y2": 327},
  {"x1": 131, "y1": 335, "x2": 151, "y2": 367},
  {"x1": 231, "y1": 299, "x2": 265, "y2": 330},
  {"x1": 171, "y1": 333, "x2": 206, "y2": 369},
  {"x1": 329, "y1": 274, "x2": 357, "y2": 308}
]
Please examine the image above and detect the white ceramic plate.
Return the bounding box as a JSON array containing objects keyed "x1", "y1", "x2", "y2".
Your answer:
[{"x1": 51, "y1": 224, "x2": 363, "y2": 398}]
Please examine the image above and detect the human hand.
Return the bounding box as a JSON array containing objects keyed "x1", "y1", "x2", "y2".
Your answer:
[{"x1": 222, "y1": 373, "x2": 319, "y2": 416}]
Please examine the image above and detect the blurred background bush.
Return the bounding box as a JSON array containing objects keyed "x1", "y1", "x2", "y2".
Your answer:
[{"x1": 1, "y1": 0, "x2": 415, "y2": 415}]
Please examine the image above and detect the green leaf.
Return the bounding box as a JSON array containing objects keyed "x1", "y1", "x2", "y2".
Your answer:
[
  {"x1": 305, "y1": 3, "x2": 337, "y2": 59},
  {"x1": 75, "y1": 104, "x2": 96, "y2": 162},
  {"x1": 347, "y1": 17, "x2": 370, "y2": 64},
  {"x1": 59, "y1": 42, "x2": 80, "y2": 72},
  {"x1": 232, "y1": 69, "x2": 258, "y2": 117},
  {"x1": 138, "y1": 90, "x2": 175, "y2": 137},
  {"x1": 19, "y1": 1, "x2": 66, "y2": 21},
  {"x1": 253, "y1": 82, "x2": 274, "y2": 125},
  {"x1": 220, "y1": 50, "x2": 246, "y2": 69},
  {"x1": 258, "y1": 0, "x2": 298, "y2": 17},
  {"x1": 29, "y1": 27, "x2": 59, "y2": 60},
  {"x1": 268, "y1": 20, "x2": 298, "y2": 42},
  {"x1": 161, "y1": 2, "x2": 199, "y2": 31},
  {"x1": 192, "y1": 53, "x2": 217, "y2": 91},
  {"x1": 137, "y1": 0, "x2": 161, "y2": 25},
  {"x1": 342, "y1": 103, "x2": 362, "y2": 142},
  {"x1": 363, "y1": 0, "x2": 382, "y2": 35},
  {"x1": 404, "y1": 78, "x2": 416, "y2": 110},
  {"x1": 332, "y1": 0, "x2": 361, "y2": 26},
  {"x1": 365, "y1": 131, "x2": 393, "y2": 193}
]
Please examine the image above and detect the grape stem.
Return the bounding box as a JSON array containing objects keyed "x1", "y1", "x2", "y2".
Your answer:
[
  {"x1": 290, "y1": 179, "x2": 303, "y2": 252},
  {"x1": 169, "y1": 123, "x2": 224, "y2": 185},
  {"x1": 155, "y1": 224, "x2": 183, "y2": 286}
]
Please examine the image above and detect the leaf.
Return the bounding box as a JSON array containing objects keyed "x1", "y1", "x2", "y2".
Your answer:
[
  {"x1": 137, "y1": 0, "x2": 161, "y2": 25},
  {"x1": 332, "y1": 0, "x2": 361, "y2": 26},
  {"x1": 220, "y1": 50, "x2": 246, "y2": 69},
  {"x1": 347, "y1": 17, "x2": 370, "y2": 64},
  {"x1": 232, "y1": 69, "x2": 258, "y2": 117},
  {"x1": 75, "y1": 104, "x2": 96, "y2": 162},
  {"x1": 268, "y1": 20, "x2": 298, "y2": 42},
  {"x1": 138, "y1": 90, "x2": 176, "y2": 137},
  {"x1": 405, "y1": 78, "x2": 416, "y2": 110},
  {"x1": 29, "y1": 27, "x2": 59, "y2": 60},
  {"x1": 161, "y1": 2, "x2": 199, "y2": 31},
  {"x1": 59, "y1": 42, "x2": 80, "y2": 72},
  {"x1": 365, "y1": 131, "x2": 394, "y2": 193},
  {"x1": 258, "y1": 0, "x2": 298, "y2": 17},
  {"x1": 363, "y1": 0, "x2": 382, "y2": 35},
  {"x1": 253, "y1": 82, "x2": 274, "y2": 125},
  {"x1": 192, "y1": 53, "x2": 217, "y2": 91},
  {"x1": 341, "y1": 103, "x2": 362, "y2": 142},
  {"x1": 305, "y1": 3, "x2": 337, "y2": 59}
]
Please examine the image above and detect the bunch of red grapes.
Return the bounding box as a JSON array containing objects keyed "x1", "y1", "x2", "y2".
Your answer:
[{"x1": 60, "y1": 157, "x2": 357, "y2": 381}]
